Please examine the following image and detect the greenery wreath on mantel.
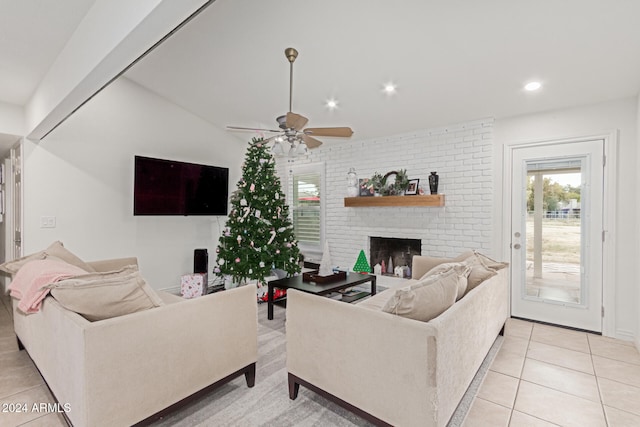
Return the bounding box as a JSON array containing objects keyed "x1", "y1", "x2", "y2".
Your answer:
[{"x1": 370, "y1": 169, "x2": 409, "y2": 196}]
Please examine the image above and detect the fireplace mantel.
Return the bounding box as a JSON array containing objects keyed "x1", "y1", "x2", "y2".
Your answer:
[{"x1": 344, "y1": 194, "x2": 445, "y2": 207}]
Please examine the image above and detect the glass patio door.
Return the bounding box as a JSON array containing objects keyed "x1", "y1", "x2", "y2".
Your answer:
[{"x1": 510, "y1": 140, "x2": 604, "y2": 332}]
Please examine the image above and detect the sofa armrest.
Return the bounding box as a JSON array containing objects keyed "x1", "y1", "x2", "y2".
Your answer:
[
  {"x1": 87, "y1": 257, "x2": 138, "y2": 272},
  {"x1": 286, "y1": 289, "x2": 438, "y2": 427},
  {"x1": 81, "y1": 284, "x2": 257, "y2": 426}
]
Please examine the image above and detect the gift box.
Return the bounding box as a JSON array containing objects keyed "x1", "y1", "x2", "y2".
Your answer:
[{"x1": 181, "y1": 273, "x2": 208, "y2": 299}]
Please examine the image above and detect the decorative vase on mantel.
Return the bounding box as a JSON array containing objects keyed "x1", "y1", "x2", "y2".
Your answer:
[{"x1": 429, "y1": 172, "x2": 439, "y2": 195}]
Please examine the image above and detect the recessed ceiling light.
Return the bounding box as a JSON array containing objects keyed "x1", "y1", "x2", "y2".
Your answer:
[
  {"x1": 383, "y1": 82, "x2": 397, "y2": 94},
  {"x1": 326, "y1": 99, "x2": 338, "y2": 109},
  {"x1": 524, "y1": 81, "x2": 542, "y2": 91}
]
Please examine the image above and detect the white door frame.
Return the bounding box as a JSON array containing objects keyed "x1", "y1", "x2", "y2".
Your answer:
[{"x1": 503, "y1": 131, "x2": 617, "y2": 337}]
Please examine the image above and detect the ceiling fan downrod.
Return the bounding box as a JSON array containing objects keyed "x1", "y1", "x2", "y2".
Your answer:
[{"x1": 285, "y1": 47, "x2": 298, "y2": 113}]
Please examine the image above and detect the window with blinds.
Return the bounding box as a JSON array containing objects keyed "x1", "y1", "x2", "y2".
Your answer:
[{"x1": 292, "y1": 169, "x2": 322, "y2": 250}]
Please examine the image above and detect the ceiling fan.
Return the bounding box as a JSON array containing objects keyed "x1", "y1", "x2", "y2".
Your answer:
[{"x1": 227, "y1": 47, "x2": 354, "y2": 156}]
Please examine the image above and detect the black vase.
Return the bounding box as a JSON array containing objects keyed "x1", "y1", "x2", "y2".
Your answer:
[{"x1": 428, "y1": 172, "x2": 439, "y2": 194}]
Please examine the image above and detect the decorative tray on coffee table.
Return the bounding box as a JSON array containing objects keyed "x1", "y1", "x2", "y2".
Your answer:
[{"x1": 302, "y1": 270, "x2": 347, "y2": 284}]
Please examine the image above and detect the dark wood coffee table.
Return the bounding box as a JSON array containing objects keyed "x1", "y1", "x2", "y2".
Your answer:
[{"x1": 267, "y1": 273, "x2": 377, "y2": 320}]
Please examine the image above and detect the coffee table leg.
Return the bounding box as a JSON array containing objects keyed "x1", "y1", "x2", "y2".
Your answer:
[
  {"x1": 268, "y1": 284, "x2": 274, "y2": 320},
  {"x1": 371, "y1": 276, "x2": 377, "y2": 295}
]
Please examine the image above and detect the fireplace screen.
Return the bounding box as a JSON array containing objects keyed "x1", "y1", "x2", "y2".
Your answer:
[{"x1": 369, "y1": 237, "x2": 421, "y2": 278}]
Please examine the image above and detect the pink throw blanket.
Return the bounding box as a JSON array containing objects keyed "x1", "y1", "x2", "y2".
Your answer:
[{"x1": 8, "y1": 259, "x2": 88, "y2": 314}]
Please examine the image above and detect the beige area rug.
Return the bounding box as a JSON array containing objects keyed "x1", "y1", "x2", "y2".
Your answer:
[{"x1": 151, "y1": 301, "x2": 503, "y2": 427}]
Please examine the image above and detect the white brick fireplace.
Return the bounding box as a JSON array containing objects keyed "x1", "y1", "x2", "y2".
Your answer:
[{"x1": 276, "y1": 118, "x2": 494, "y2": 270}]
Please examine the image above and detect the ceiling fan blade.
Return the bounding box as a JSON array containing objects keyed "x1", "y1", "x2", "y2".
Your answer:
[
  {"x1": 301, "y1": 134, "x2": 323, "y2": 149},
  {"x1": 227, "y1": 126, "x2": 282, "y2": 133},
  {"x1": 286, "y1": 112, "x2": 309, "y2": 131},
  {"x1": 304, "y1": 127, "x2": 354, "y2": 138}
]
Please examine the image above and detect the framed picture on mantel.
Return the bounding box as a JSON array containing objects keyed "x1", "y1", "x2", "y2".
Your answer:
[
  {"x1": 405, "y1": 179, "x2": 419, "y2": 195},
  {"x1": 358, "y1": 178, "x2": 374, "y2": 196}
]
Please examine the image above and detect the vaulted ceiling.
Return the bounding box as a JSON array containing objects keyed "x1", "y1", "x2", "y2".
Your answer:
[{"x1": 2, "y1": 0, "x2": 640, "y2": 148}]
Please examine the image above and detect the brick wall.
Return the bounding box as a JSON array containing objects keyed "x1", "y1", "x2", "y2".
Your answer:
[{"x1": 275, "y1": 118, "x2": 494, "y2": 268}]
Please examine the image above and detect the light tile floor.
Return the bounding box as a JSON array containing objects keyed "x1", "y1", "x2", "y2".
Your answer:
[
  {"x1": 1, "y1": 292, "x2": 640, "y2": 427},
  {"x1": 463, "y1": 318, "x2": 640, "y2": 427}
]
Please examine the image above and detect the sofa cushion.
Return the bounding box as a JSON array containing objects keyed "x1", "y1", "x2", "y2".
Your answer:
[
  {"x1": 411, "y1": 251, "x2": 477, "y2": 279},
  {"x1": 418, "y1": 251, "x2": 504, "y2": 296},
  {"x1": 419, "y1": 262, "x2": 470, "y2": 300},
  {"x1": 381, "y1": 269, "x2": 460, "y2": 322},
  {"x1": 46, "y1": 265, "x2": 164, "y2": 321},
  {"x1": 0, "y1": 241, "x2": 96, "y2": 274},
  {"x1": 8, "y1": 259, "x2": 91, "y2": 314}
]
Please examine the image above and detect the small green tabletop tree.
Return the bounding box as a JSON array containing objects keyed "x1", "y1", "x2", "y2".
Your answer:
[{"x1": 353, "y1": 249, "x2": 371, "y2": 273}]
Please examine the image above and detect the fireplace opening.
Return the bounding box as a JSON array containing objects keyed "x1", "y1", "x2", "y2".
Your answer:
[{"x1": 369, "y1": 237, "x2": 421, "y2": 278}]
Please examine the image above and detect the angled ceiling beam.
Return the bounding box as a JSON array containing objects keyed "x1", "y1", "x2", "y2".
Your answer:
[{"x1": 25, "y1": 0, "x2": 215, "y2": 141}]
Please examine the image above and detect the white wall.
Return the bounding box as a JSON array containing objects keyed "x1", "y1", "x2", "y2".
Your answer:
[
  {"x1": 23, "y1": 77, "x2": 244, "y2": 290},
  {"x1": 26, "y1": 0, "x2": 211, "y2": 139},
  {"x1": 494, "y1": 97, "x2": 638, "y2": 341},
  {"x1": 0, "y1": 101, "x2": 25, "y2": 136},
  {"x1": 276, "y1": 118, "x2": 495, "y2": 268}
]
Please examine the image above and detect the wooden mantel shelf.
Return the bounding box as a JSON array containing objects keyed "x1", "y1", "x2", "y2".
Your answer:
[{"x1": 344, "y1": 194, "x2": 445, "y2": 207}]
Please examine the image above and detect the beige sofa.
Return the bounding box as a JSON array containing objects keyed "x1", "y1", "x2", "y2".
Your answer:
[
  {"x1": 286, "y1": 254, "x2": 508, "y2": 427},
  {"x1": 12, "y1": 257, "x2": 258, "y2": 427}
]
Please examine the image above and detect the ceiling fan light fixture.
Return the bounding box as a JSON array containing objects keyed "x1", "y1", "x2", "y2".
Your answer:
[
  {"x1": 272, "y1": 140, "x2": 285, "y2": 156},
  {"x1": 326, "y1": 99, "x2": 338, "y2": 109},
  {"x1": 296, "y1": 141, "x2": 308, "y2": 154},
  {"x1": 288, "y1": 143, "x2": 297, "y2": 158}
]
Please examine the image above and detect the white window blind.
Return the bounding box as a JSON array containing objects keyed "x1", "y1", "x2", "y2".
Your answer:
[
  {"x1": 292, "y1": 172, "x2": 321, "y2": 245},
  {"x1": 289, "y1": 163, "x2": 324, "y2": 256}
]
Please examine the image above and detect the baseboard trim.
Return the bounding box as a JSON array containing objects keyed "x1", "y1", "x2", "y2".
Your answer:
[{"x1": 615, "y1": 328, "x2": 636, "y2": 343}]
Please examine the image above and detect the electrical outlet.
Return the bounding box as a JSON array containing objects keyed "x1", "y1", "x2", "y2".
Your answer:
[{"x1": 40, "y1": 216, "x2": 56, "y2": 228}]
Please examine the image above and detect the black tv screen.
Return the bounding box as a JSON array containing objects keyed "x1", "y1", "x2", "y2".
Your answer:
[{"x1": 134, "y1": 156, "x2": 229, "y2": 216}]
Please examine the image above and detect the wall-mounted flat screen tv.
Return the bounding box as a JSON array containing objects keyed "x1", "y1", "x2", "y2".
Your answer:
[{"x1": 134, "y1": 155, "x2": 229, "y2": 216}]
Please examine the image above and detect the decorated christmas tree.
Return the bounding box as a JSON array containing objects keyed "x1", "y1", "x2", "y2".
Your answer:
[{"x1": 214, "y1": 137, "x2": 301, "y2": 286}]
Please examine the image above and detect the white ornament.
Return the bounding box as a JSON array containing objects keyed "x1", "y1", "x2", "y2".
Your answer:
[
  {"x1": 240, "y1": 199, "x2": 247, "y2": 206},
  {"x1": 219, "y1": 259, "x2": 225, "y2": 265},
  {"x1": 255, "y1": 210, "x2": 261, "y2": 218},
  {"x1": 259, "y1": 261, "x2": 265, "y2": 268}
]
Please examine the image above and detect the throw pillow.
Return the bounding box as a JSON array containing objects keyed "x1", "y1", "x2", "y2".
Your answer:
[
  {"x1": 382, "y1": 269, "x2": 460, "y2": 322},
  {"x1": 0, "y1": 241, "x2": 95, "y2": 274},
  {"x1": 449, "y1": 251, "x2": 507, "y2": 295},
  {"x1": 472, "y1": 251, "x2": 509, "y2": 271},
  {"x1": 464, "y1": 255, "x2": 498, "y2": 295},
  {"x1": 418, "y1": 262, "x2": 470, "y2": 301},
  {"x1": 46, "y1": 266, "x2": 164, "y2": 321}
]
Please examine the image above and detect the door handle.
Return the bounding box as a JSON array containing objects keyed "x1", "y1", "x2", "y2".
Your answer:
[{"x1": 513, "y1": 243, "x2": 521, "y2": 249}]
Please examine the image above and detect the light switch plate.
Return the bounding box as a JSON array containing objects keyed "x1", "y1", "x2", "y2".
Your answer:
[{"x1": 40, "y1": 216, "x2": 56, "y2": 228}]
